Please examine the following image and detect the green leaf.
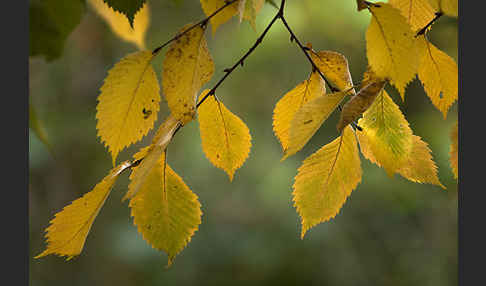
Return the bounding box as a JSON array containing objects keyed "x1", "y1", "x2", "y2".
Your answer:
[
  {"x1": 29, "y1": 0, "x2": 85, "y2": 61},
  {"x1": 103, "y1": 0, "x2": 146, "y2": 27}
]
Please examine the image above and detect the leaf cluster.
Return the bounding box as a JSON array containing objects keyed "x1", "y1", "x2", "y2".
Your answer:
[{"x1": 35, "y1": 0, "x2": 458, "y2": 264}]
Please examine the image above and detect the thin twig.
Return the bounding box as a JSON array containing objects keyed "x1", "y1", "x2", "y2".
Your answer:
[
  {"x1": 196, "y1": 0, "x2": 285, "y2": 108},
  {"x1": 152, "y1": 0, "x2": 238, "y2": 55},
  {"x1": 278, "y1": 10, "x2": 363, "y2": 130},
  {"x1": 416, "y1": 12, "x2": 443, "y2": 37},
  {"x1": 278, "y1": 15, "x2": 339, "y2": 92}
]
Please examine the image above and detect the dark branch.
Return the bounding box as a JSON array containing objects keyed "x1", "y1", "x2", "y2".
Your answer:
[
  {"x1": 278, "y1": 15, "x2": 339, "y2": 92},
  {"x1": 152, "y1": 0, "x2": 238, "y2": 55},
  {"x1": 196, "y1": 1, "x2": 284, "y2": 108},
  {"x1": 278, "y1": 7, "x2": 363, "y2": 130},
  {"x1": 416, "y1": 12, "x2": 443, "y2": 37}
]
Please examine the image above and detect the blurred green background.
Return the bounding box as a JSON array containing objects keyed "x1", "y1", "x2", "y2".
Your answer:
[{"x1": 29, "y1": 1, "x2": 458, "y2": 285}]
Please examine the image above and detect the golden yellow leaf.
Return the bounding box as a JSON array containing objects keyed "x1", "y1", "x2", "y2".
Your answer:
[
  {"x1": 389, "y1": 0, "x2": 436, "y2": 32},
  {"x1": 88, "y1": 0, "x2": 149, "y2": 50},
  {"x1": 366, "y1": 2, "x2": 418, "y2": 98},
  {"x1": 417, "y1": 37, "x2": 458, "y2": 119},
  {"x1": 96, "y1": 51, "x2": 161, "y2": 166},
  {"x1": 200, "y1": 0, "x2": 239, "y2": 35},
  {"x1": 358, "y1": 132, "x2": 444, "y2": 188},
  {"x1": 197, "y1": 91, "x2": 252, "y2": 181},
  {"x1": 449, "y1": 120, "x2": 458, "y2": 179},
  {"x1": 356, "y1": 90, "x2": 413, "y2": 176},
  {"x1": 309, "y1": 50, "x2": 356, "y2": 94},
  {"x1": 35, "y1": 161, "x2": 132, "y2": 260},
  {"x1": 283, "y1": 91, "x2": 347, "y2": 160},
  {"x1": 162, "y1": 24, "x2": 214, "y2": 125},
  {"x1": 427, "y1": 0, "x2": 457, "y2": 17},
  {"x1": 273, "y1": 71, "x2": 326, "y2": 152},
  {"x1": 336, "y1": 79, "x2": 387, "y2": 132},
  {"x1": 129, "y1": 153, "x2": 202, "y2": 266},
  {"x1": 123, "y1": 115, "x2": 181, "y2": 201},
  {"x1": 293, "y1": 126, "x2": 362, "y2": 238}
]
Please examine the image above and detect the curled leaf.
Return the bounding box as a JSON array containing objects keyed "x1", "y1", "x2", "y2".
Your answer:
[
  {"x1": 309, "y1": 50, "x2": 356, "y2": 94},
  {"x1": 336, "y1": 79, "x2": 386, "y2": 132},
  {"x1": 162, "y1": 23, "x2": 214, "y2": 125}
]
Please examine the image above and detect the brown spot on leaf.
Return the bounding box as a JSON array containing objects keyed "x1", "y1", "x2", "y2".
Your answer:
[{"x1": 142, "y1": 108, "x2": 152, "y2": 119}]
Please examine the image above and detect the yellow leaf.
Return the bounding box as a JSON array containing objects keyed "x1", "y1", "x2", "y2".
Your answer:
[
  {"x1": 35, "y1": 161, "x2": 132, "y2": 260},
  {"x1": 273, "y1": 71, "x2": 326, "y2": 153},
  {"x1": 293, "y1": 126, "x2": 362, "y2": 238},
  {"x1": 129, "y1": 153, "x2": 202, "y2": 266},
  {"x1": 283, "y1": 91, "x2": 347, "y2": 160},
  {"x1": 398, "y1": 135, "x2": 445, "y2": 188},
  {"x1": 123, "y1": 115, "x2": 181, "y2": 201},
  {"x1": 88, "y1": 0, "x2": 149, "y2": 50},
  {"x1": 356, "y1": 90, "x2": 413, "y2": 176},
  {"x1": 96, "y1": 50, "x2": 160, "y2": 166},
  {"x1": 427, "y1": 0, "x2": 457, "y2": 17},
  {"x1": 336, "y1": 79, "x2": 387, "y2": 132},
  {"x1": 162, "y1": 24, "x2": 214, "y2": 125},
  {"x1": 449, "y1": 120, "x2": 458, "y2": 179},
  {"x1": 200, "y1": 0, "x2": 239, "y2": 35},
  {"x1": 197, "y1": 91, "x2": 252, "y2": 181},
  {"x1": 389, "y1": 0, "x2": 436, "y2": 32},
  {"x1": 366, "y1": 2, "x2": 418, "y2": 98},
  {"x1": 200, "y1": 0, "x2": 264, "y2": 35},
  {"x1": 309, "y1": 50, "x2": 356, "y2": 94},
  {"x1": 417, "y1": 37, "x2": 458, "y2": 119},
  {"x1": 358, "y1": 132, "x2": 444, "y2": 188}
]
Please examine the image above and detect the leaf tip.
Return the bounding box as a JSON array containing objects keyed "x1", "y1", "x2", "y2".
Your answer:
[
  {"x1": 226, "y1": 171, "x2": 235, "y2": 182},
  {"x1": 111, "y1": 152, "x2": 118, "y2": 168},
  {"x1": 300, "y1": 222, "x2": 310, "y2": 239},
  {"x1": 166, "y1": 257, "x2": 174, "y2": 268},
  {"x1": 280, "y1": 153, "x2": 289, "y2": 162},
  {"x1": 33, "y1": 250, "x2": 48, "y2": 260}
]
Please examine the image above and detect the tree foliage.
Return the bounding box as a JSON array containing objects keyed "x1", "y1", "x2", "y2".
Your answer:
[{"x1": 32, "y1": 0, "x2": 458, "y2": 265}]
